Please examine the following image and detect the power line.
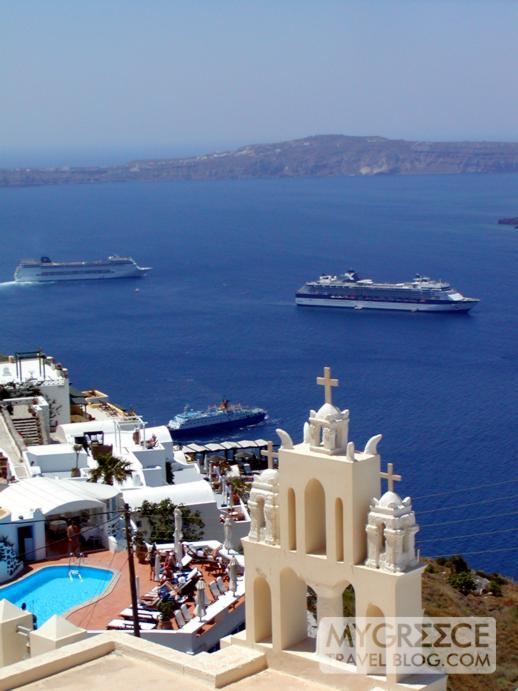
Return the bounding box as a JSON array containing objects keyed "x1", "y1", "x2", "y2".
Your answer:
[
  {"x1": 419, "y1": 509, "x2": 518, "y2": 529},
  {"x1": 413, "y1": 477, "x2": 518, "y2": 501},
  {"x1": 418, "y1": 526, "x2": 518, "y2": 543},
  {"x1": 0, "y1": 504, "x2": 194, "y2": 528},
  {"x1": 77, "y1": 551, "x2": 124, "y2": 630},
  {"x1": 428, "y1": 545, "x2": 518, "y2": 558},
  {"x1": 417, "y1": 493, "x2": 518, "y2": 515}
]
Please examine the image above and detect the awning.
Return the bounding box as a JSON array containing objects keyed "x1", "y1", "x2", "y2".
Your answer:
[{"x1": 69, "y1": 385, "x2": 87, "y2": 405}]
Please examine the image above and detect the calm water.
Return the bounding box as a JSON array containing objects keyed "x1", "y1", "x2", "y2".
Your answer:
[
  {"x1": 0, "y1": 566, "x2": 113, "y2": 624},
  {"x1": 0, "y1": 174, "x2": 517, "y2": 579}
]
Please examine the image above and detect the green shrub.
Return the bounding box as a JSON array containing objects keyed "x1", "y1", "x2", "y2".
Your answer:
[
  {"x1": 342, "y1": 585, "x2": 356, "y2": 617},
  {"x1": 445, "y1": 555, "x2": 470, "y2": 574},
  {"x1": 488, "y1": 580, "x2": 502, "y2": 597},
  {"x1": 449, "y1": 572, "x2": 476, "y2": 595},
  {"x1": 140, "y1": 499, "x2": 204, "y2": 542},
  {"x1": 489, "y1": 572, "x2": 507, "y2": 586}
]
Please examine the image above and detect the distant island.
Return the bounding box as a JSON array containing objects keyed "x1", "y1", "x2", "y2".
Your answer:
[{"x1": 3, "y1": 134, "x2": 518, "y2": 188}]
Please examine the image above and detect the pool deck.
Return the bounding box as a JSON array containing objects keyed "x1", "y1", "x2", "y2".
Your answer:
[{"x1": 25, "y1": 550, "x2": 157, "y2": 630}]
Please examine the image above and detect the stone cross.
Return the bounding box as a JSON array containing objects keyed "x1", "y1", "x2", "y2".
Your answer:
[
  {"x1": 317, "y1": 366, "x2": 339, "y2": 405},
  {"x1": 380, "y1": 462, "x2": 402, "y2": 492},
  {"x1": 261, "y1": 441, "x2": 278, "y2": 470}
]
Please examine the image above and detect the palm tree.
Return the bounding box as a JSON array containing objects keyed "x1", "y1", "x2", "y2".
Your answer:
[{"x1": 88, "y1": 453, "x2": 133, "y2": 486}]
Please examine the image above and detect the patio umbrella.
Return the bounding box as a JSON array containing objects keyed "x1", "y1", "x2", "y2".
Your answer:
[
  {"x1": 223, "y1": 515, "x2": 233, "y2": 552},
  {"x1": 154, "y1": 552, "x2": 161, "y2": 582},
  {"x1": 195, "y1": 580, "x2": 207, "y2": 620},
  {"x1": 228, "y1": 557, "x2": 238, "y2": 595},
  {"x1": 174, "y1": 507, "x2": 183, "y2": 563},
  {"x1": 221, "y1": 474, "x2": 228, "y2": 503}
]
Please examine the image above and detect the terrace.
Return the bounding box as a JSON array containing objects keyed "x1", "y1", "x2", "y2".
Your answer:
[{"x1": 23, "y1": 542, "x2": 245, "y2": 654}]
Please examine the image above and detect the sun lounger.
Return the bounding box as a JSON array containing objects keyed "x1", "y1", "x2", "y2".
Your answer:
[
  {"x1": 107, "y1": 619, "x2": 156, "y2": 631},
  {"x1": 180, "y1": 554, "x2": 192, "y2": 568},
  {"x1": 175, "y1": 569, "x2": 201, "y2": 598},
  {"x1": 120, "y1": 607, "x2": 160, "y2": 622}
]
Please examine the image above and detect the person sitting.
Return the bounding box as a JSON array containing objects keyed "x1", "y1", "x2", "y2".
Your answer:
[
  {"x1": 164, "y1": 550, "x2": 176, "y2": 570},
  {"x1": 160, "y1": 564, "x2": 173, "y2": 584}
]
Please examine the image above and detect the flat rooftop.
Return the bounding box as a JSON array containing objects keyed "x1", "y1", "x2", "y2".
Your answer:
[
  {"x1": 0, "y1": 633, "x2": 333, "y2": 690},
  {"x1": 0, "y1": 358, "x2": 65, "y2": 385}
]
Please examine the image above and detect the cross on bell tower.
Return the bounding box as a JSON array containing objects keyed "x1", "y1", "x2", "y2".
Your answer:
[
  {"x1": 316, "y1": 366, "x2": 339, "y2": 405},
  {"x1": 261, "y1": 441, "x2": 278, "y2": 470},
  {"x1": 380, "y1": 462, "x2": 402, "y2": 492}
]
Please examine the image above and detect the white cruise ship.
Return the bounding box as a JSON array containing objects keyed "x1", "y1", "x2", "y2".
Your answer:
[
  {"x1": 296, "y1": 270, "x2": 479, "y2": 313},
  {"x1": 14, "y1": 256, "x2": 151, "y2": 283}
]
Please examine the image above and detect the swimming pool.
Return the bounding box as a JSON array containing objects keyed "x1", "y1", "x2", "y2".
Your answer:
[{"x1": 0, "y1": 565, "x2": 114, "y2": 625}]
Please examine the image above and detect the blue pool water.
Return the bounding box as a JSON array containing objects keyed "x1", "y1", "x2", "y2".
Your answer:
[{"x1": 0, "y1": 566, "x2": 114, "y2": 624}]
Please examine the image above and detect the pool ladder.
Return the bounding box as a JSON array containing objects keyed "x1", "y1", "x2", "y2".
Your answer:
[{"x1": 68, "y1": 552, "x2": 84, "y2": 580}]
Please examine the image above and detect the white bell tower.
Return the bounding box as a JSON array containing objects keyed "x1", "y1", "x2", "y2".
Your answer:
[{"x1": 234, "y1": 367, "x2": 445, "y2": 690}]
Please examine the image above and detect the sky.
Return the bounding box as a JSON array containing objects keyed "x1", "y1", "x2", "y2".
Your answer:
[{"x1": 2, "y1": 1, "x2": 518, "y2": 165}]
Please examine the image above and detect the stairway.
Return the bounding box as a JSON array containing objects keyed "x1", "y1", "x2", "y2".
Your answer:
[{"x1": 12, "y1": 417, "x2": 43, "y2": 446}]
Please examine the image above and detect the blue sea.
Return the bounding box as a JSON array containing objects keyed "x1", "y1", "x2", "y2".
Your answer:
[{"x1": 0, "y1": 174, "x2": 517, "y2": 579}]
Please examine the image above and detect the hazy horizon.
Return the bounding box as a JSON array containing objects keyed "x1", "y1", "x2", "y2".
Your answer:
[
  {"x1": 5, "y1": 131, "x2": 518, "y2": 170},
  {"x1": 2, "y1": 0, "x2": 518, "y2": 167}
]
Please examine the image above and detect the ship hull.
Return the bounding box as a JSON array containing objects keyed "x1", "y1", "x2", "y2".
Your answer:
[
  {"x1": 295, "y1": 296, "x2": 477, "y2": 312},
  {"x1": 169, "y1": 411, "x2": 267, "y2": 440},
  {"x1": 14, "y1": 264, "x2": 149, "y2": 283}
]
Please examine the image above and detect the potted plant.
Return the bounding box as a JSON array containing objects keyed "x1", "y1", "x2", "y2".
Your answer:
[
  {"x1": 157, "y1": 599, "x2": 176, "y2": 630},
  {"x1": 133, "y1": 530, "x2": 148, "y2": 564}
]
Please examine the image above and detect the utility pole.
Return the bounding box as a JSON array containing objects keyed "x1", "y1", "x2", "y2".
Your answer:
[{"x1": 123, "y1": 503, "x2": 141, "y2": 638}]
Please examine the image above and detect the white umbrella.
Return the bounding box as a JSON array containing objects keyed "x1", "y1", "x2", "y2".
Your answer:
[
  {"x1": 154, "y1": 552, "x2": 161, "y2": 582},
  {"x1": 228, "y1": 557, "x2": 238, "y2": 595},
  {"x1": 174, "y1": 506, "x2": 183, "y2": 533},
  {"x1": 174, "y1": 507, "x2": 183, "y2": 563},
  {"x1": 221, "y1": 474, "x2": 228, "y2": 502},
  {"x1": 195, "y1": 580, "x2": 207, "y2": 620},
  {"x1": 223, "y1": 515, "x2": 233, "y2": 551}
]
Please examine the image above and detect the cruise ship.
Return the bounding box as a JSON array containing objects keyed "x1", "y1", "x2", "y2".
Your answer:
[
  {"x1": 168, "y1": 401, "x2": 267, "y2": 439},
  {"x1": 14, "y1": 256, "x2": 151, "y2": 283},
  {"x1": 296, "y1": 270, "x2": 479, "y2": 313}
]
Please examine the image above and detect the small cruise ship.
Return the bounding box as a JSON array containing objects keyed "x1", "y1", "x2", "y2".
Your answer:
[
  {"x1": 168, "y1": 401, "x2": 267, "y2": 439},
  {"x1": 296, "y1": 270, "x2": 479, "y2": 313},
  {"x1": 14, "y1": 256, "x2": 151, "y2": 282}
]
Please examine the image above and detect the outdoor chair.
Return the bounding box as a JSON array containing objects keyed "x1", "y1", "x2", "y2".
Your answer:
[
  {"x1": 209, "y1": 581, "x2": 221, "y2": 602},
  {"x1": 180, "y1": 603, "x2": 193, "y2": 622},
  {"x1": 174, "y1": 610, "x2": 186, "y2": 629},
  {"x1": 216, "y1": 576, "x2": 227, "y2": 595}
]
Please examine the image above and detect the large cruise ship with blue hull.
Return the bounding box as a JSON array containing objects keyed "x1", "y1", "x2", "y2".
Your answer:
[
  {"x1": 296, "y1": 270, "x2": 479, "y2": 313},
  {"x1": 168, "y1": 402, "x2": 267, "y2": 440}
]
